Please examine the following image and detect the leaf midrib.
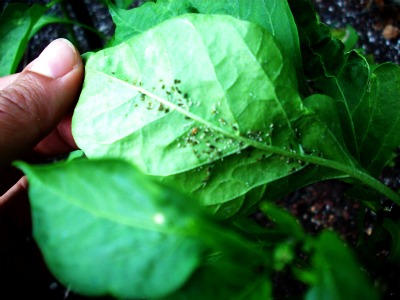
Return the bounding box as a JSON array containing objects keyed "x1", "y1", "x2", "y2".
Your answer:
[{"x1": 85, "y1": 67, "x2": 400, "y2": 205}]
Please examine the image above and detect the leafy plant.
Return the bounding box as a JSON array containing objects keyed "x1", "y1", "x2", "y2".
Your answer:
[{"x1": 2, "y1": 0, "x2": 400, "y2": 299}]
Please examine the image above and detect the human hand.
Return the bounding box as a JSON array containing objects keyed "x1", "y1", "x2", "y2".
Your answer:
[{"x1": 0, "y1": 38, "x2": 84, "y2": 206}]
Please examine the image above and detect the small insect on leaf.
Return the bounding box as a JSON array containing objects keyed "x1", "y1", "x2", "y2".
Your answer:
[{"x1": 191, "y1": 127, "x2": 199, "y2": 135}]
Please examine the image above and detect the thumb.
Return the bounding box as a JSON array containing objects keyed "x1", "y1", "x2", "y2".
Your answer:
[{"x1": 0, "y1": 39, "x2": 83, "y2": 164}]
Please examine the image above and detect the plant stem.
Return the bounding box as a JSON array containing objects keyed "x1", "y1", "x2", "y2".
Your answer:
[
  {"x1": 88, "y1": 68, "x2": 400, "y2": 206},
  {"x1": 237, "y1": 136, "x2": 400, "y2": 205}
]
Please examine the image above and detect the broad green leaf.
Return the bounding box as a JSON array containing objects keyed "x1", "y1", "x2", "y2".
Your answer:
[
  {"x1": 288, "y1": 0, "x2": 400, "y2": 177},
  {"x1": 109, "y1": 0, "x2": 302, "y2": 81},
  {"x1": 288, "y1": 0, "x2": 367, "y2": 157},
  {"x1": 352, "y1": 63, "x2": 400, "y2": 176},
  {"x1": 305, "y1": 231, "x2": 379, "y2": 300},
  {"x1": 109, "y1": 0, "x2": 193, "y2": 45},
  {"x1": 73, "y1": 14, "x2": 310, "y2": 211},
  {"x1": 16, "y1": 159, "x2": 206, "y2": 299},
  {"x1": 73, "y1": 13, "x2": 369, "y2": 216},
  {"x1": 312, "y1": 51, "x2": 370, "y2": 161},
  {"x1": 287, "y1": 0, "x2": 346, "y2": 80},
  {"x1": 0, "y1": 3, "x2": 46, "y2": 76},
  {"x1": 297, "y1": 94, "x2": 354, "y2": 163}
]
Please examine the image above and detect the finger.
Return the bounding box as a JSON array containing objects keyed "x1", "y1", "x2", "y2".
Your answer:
[
  {"x1": 0, "y1": 176, "x2": 28, "y2": 208},
  {"x1": 0, "y1": 73, "x2": 20, "y2": 90},
  {"x1": 34, "y1": 114, "x2": 79, "y2": 156},
  {"x1": 0, "y1": 38, "x2": 84, "y2": 165}
]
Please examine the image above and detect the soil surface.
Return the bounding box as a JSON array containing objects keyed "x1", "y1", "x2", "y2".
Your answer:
[{"x1": 0, "y1": 1, "x2": 399, "y2": 299}]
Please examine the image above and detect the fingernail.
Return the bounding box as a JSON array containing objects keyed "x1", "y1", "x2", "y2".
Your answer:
[{"x1": 29, "y1": 39, "x2": 78, "y2": 79}]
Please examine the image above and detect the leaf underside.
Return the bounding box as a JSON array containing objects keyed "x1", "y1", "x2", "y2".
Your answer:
[{"x1": 73, "y1": 13, "x2": 358, "y2": 216}]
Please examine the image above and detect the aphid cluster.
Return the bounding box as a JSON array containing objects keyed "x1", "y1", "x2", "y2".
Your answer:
[
  {"x1": 131, "y1": 78, "x2": 192, "y2": 115},
  {"x1": 176, "y1": 122, "x2": 249, "y2": 164},
  {"x1": 160, "y1": 79, "x2": 196, "y2": 112},
  {"x1": 130, "y1": 78, "x2": 305, "y2": 178}
]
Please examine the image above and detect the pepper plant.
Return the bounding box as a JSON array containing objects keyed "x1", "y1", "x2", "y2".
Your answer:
[{"x1": 1, "y1": 0, "x2": 400, "y2": 299}]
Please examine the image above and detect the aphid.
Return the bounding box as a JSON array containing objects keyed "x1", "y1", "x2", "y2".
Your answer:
[
  {"x1": 174, "y1": 79, "x2": 181, "y2": 84},
  {"x1": 213, "y1": 137, "x2": 221, "y2": 143},
  {"x1": 206, "y1": 143, "x2": 216, "y2": 149},
  {"x1": 191, "y1": 127, "x2": 199, "y2": 135}
]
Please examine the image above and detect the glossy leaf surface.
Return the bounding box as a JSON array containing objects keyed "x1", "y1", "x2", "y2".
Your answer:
[
  {"x1": 352, "y1": 63, "x2": 400, "y2": 176},
  {"x1": 109, "y1": 0, "x2": 301, "y2": 73},
  {"x1": 288, "y1": 0, "x2": 400, "y2": 176},
  {"x1": 17, "y1": 159, "x2": 206, "y2": 299},
  {"x1": 73, "y1": 13, "x2": 368, "y2": 215},
  {"x1": 73, "y1": 14, "x2": 309, "y2": 211}
]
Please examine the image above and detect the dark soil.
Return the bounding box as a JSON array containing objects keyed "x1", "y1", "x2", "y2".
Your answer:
[
  {"x1": 313, "y1": 0, "x2": 400, "y2": 64},
  {"x1": 0, "y1": 1, "x2": 399, "y2": 299}
]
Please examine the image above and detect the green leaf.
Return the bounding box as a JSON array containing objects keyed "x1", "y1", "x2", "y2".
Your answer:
[
  {"x1": 74, "y1": 12, "x2": 398, "y2": 216},
  {"x1": 331, "y1": 25, "x2": 358, "y2": 52},
  {"x1": 287, "y1": 0, "x2": 346, "y2": 81},
  {"x1": 30, "y1": 14, "x2": 107, "y2": 42},
  {"x1": 298, "y1": 94, "x2": 355, "y2": 164},
  {"x1": 73, "y1": 14, "x2": 310, "y2": 213},
  {"x1": 260, "y1": 202, "x2": 304, "y2": 240},
  {"x1": 312, "y1": 51, "x2": 370, "y2": 161},
  {"x1": 0, "y1": 3, "x2": 46, "y2": 76},
  {"x1": 164, "y1": 264, "x2": 272, "y2": 300},
  {"x1": 289, "y1": 0, "x2": 400, "y2": 177},
  {"x1": 305, "y1": 231, "x2": 379, "y2": 300},
  {"x1": 352, "y1": 63, "x2": 400, "y2": 176},
  {"x1": 109, "y1": 0, "x2": 302, "y2": 80},
  {"x1": 16, "y1": 159, "x2": 206, "y2": 299},
  {"x1": 108, "y1": 0, "x2": 193, "y2": 46},
  {"x1": 288, "y1": 0, "x2": 367, "y2": 156},
  {"x1": 114, "y1": 0, "x2": 136, "y2": 9}
]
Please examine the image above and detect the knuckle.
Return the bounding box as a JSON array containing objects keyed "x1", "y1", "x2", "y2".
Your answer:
[{"x1": 0, "y1": 76, "x2": 48, "y2": 132}]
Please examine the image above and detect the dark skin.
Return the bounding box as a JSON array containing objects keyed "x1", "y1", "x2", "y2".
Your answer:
[
  {"x1": 0, "y1": 39, "x2": 83, "y2": 207},
  {"x1": 0, "y1": 41, "x2": 84, "y2": 289}
]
